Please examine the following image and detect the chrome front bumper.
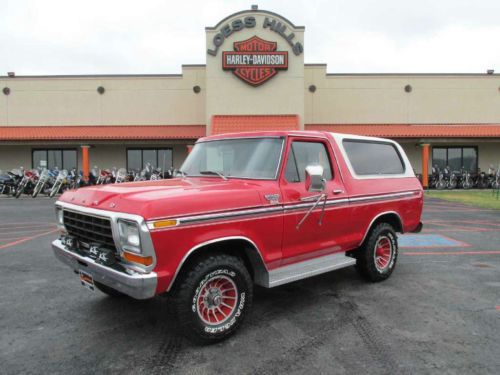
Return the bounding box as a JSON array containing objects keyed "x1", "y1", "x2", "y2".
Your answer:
[{"x1": 52, "y1": 239, "x2": 157, "y2": 300}]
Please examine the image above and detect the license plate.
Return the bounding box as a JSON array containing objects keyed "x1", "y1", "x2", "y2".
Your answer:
[{"x1": 79, "y1": 270, "x2": 95, "y2": 292}]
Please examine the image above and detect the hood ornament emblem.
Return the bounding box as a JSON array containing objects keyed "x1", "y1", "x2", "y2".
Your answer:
[
  {"x1": 109, "y1": 202, "x2": 116, "y2": 208},
  {"x1": 92, "y1": 201, "x2": 99, "y2": 206}
]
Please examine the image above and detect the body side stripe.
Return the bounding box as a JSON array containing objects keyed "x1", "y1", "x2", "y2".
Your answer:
[{"x1": 147, "y1": 190, "x2": 420, "y2": 230}]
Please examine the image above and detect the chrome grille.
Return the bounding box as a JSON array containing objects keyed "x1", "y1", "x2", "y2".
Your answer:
[{"x1": 63, "y1": 210, "x2": 116, "y2": 250}]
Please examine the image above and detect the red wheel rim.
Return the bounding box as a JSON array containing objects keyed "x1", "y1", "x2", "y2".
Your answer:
[
  {"x1": 196, "y1": 275, "x2": 238, "y2": 326},
  {"x1": 374, "y1": 236, "x2": 393, "y2": 271}
]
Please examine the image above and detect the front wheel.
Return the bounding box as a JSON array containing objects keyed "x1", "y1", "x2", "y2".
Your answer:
[
  {"x1": 15, "y1": 182, "x2": 25, "y2": 198},
  {"x1": 32, "y1": 181, "x2": 44, "y2": 198},
  {"x1": 355, "y1": 223, "x2": 398, "y2": 282},
  {"x1": 49, "y1": 182, "x2": 60, "y2": 198},
  {"x1": 168, "y1": 254, "x2": 253, "y2": 344}
]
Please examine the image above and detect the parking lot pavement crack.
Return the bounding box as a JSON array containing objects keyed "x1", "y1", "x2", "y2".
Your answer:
[
  {"x1": 146, "y1": 317, "x2": 186, "y2": 375},
  {"x1": 337, "y1": 298, "x2": 402, "y2": 375},
  {"x1": 247, "y1": 291, "x2": 402, "y2": 375}
]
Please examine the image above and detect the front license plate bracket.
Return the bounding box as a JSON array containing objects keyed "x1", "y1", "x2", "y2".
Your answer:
[{"x1": 79, "y1": 270, "x2": 95, "y2": 292}]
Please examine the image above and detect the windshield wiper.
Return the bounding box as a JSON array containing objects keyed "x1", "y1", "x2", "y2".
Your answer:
[
  {"x1": 199, "y1": 170, "x2": 228, "y2": 180},
  {"x1": 176, "y1": 169, "x2": 187, "y2": 178}
]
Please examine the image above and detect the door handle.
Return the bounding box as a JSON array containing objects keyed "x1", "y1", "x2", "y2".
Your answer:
[{"x1": 333, "y1": 189, "x2": 344, "y2": 195}]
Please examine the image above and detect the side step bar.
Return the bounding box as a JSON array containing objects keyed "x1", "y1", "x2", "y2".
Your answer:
[{"x1": 265, "y1": 252, "x2": 356, "y2": 288}]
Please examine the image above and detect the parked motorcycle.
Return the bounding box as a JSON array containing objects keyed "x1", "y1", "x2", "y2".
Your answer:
[
  {"x1": 97, "y1": 169, "x2": 113, "y2": 184},
  {"x1": 447, "y1": 167, "x2": 458, "y2": 189},
  {"x1": 492, "y1": 165, "x2": 500, "y2": 190},
  {"x1": 114, "y1": 168, "x2": 128, "y2": 183},
  {"x1": 435, "y1": 166, "x2": 447, "y2": 190},
  {"x1": 487, "y1": 165, "x2": 497, "y2": 189},
  {"x1": 460, "y1": 167, "x2": 472, "y2": 189},
  {"x1": 150, "y1": 167, "x2": 163, "y2": 181},
  {"x1": 15, "y1": 169, "x2": 38, "y2": 198},
  {"x1": 476, "y1": 168, "x2": 489, "y2": 189},
  {"x1": 0, "y1": 168, "x2": 23, "y2": 195},
  {"x1": 49, "y1": 169, "x2": 68, "y2": 198},
  {"x1": 32, "y1": 169, "x2": 54, "y2": 198},
  {"x1": 68, "y1": 168, "x2": 88, "y2": 189}
]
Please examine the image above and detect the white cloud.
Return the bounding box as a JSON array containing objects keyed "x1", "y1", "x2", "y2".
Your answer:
[{"x1": 1, "y1": 0, "x2": 499, "y2": 74}]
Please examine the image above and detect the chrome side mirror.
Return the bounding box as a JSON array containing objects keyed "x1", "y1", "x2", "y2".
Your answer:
[{"x1": 305, "y1": 165, "x2": 325, "y2": 192}]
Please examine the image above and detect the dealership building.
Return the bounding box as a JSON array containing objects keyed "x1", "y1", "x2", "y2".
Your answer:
[{"x1": 1, "y1": 6, "x2": 500, "y2": 187}]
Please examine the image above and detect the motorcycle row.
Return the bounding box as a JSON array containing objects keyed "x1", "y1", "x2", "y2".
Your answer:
[
  {"x1": 428, "y1": 164, "x2": 500, "y2": 190},
  {"x1": 0, "y1": 163, "x2": 176, "y2": 199}
]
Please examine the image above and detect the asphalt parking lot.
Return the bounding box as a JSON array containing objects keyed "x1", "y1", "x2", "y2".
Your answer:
[{"x1": 1, "y1": 196, "x2": 499, "y2": 374}]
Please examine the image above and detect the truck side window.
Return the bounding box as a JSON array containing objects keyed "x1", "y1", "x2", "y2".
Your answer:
[
  {"x1": 342, "y1": 140, "x2": 405, "y2": 175},
  {"x1": 285, "y1": 141, "x2": 333, "y2": 183}
]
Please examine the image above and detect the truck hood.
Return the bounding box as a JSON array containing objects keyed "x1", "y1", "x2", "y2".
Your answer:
[{"x1": 58, "y1": 178, "x2": 265, "y2": 219}]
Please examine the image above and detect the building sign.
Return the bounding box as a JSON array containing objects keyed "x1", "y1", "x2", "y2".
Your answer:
[
  {"x1": 207, "y1": 16, "x2": 303, "y2": 56},
  {"x1": 222, "y1": 36, "x2": 288, "y2": 86}
]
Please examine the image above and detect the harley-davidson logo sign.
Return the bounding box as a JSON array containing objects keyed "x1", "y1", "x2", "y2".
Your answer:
[{"x1": 222, "y1": 36, "x2": 288, "y2": 86}]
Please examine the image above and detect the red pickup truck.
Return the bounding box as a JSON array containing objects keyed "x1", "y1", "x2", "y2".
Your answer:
[{"x1": 53, "y1": 131, "x2": 423, "y2": 343}]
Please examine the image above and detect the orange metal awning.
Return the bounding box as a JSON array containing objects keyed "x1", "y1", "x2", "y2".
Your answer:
[
  {"x1": 306, "y1": 124, "x2": 500, "y2": 138},
  {"x1": 211, "y1": 115, "x2": 299, "y2": 135},
  {"x1": 0, "y1": 125, "x2": 206, "y2": 141}
]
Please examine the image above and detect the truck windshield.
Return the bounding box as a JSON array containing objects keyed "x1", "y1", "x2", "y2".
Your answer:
[{"x1": 180, "y1": 137, "x2": 284, "y2": 180}]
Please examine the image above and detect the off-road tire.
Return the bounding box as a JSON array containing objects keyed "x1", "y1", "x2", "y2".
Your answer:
[
  {"x1": 168, "y1": 254, "x2": 253, "y2": 344},
  {"x1": 94, "y1": 281, "x2": 126, "y2": 297},
  {"x1": 355, "y1": 223, "x2": 398, "y2": 282}
]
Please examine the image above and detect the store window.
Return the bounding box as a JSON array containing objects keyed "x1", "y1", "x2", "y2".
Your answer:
[
  {"x1": 126, "y1": 148, "x2": 173, "y2": 172},
  {"x1": 432, "y1": 147, "x2": 478, "y2": 172},
  {"x1": 32, "y1": 149, "x2": 77, "y2": 170}
]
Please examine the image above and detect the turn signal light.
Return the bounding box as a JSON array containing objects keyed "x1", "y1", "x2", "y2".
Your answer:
[
  {"x1": 152, "y1": 219, "x2": 178, "y2": 229},
  {"x1": 123, "y1": 251, "x2": 153, "y2": 266}
]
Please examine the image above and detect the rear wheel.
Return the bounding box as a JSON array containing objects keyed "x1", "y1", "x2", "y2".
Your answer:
[
  {"x1": 168, "y1": 254, "x2": 253, "y2": 344},
  {"x1": 355, "y1": 223, "x2": 398, "y2": 282}
]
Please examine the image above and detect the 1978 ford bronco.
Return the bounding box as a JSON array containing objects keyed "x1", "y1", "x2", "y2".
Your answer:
[{"x1": 52, "y1": 131, "x2": 423, "y2": 343}]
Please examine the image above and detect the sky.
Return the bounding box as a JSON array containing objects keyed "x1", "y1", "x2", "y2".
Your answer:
[{"x1": 1, "y1": 0, "x2": 500, "y2": 75}]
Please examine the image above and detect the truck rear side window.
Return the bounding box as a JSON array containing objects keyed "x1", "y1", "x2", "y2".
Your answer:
[{"x1": 342, "y1": 140, "x2": 405, "y2": 175}]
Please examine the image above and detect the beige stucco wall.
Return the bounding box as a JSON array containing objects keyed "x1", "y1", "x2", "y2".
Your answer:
[
  {"x1": 0, "y1": 66, "x2": 205, "y2": 126},
  {"x1": 304, "y1": 65, "x2": 500, "y2": 124},
  {"x1": 399, "y1": 141, "x2": 422, "y2": 173},
  {"x1": 0, "y1": 146, "x2": 32, "y2": 171},
  {"x1": 477, "y1": 143, "x2": 500, "y2": 171},
  {"x1": 205, "y1": 10, "x2": 305, "y2": 132}
]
